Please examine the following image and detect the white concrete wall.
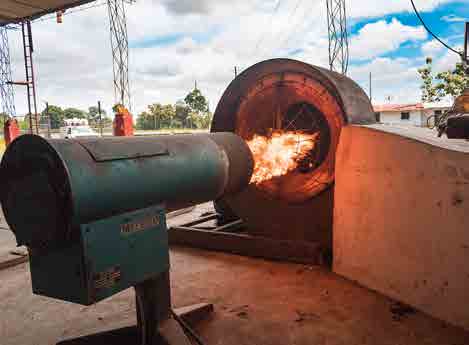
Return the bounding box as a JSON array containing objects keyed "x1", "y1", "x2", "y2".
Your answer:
[
  {"x1": 334, "y1": 125, "x2": 469, "y2": 331},
  {"x1": 378, "y1": 110, "x2": 422, "y2": 126}
]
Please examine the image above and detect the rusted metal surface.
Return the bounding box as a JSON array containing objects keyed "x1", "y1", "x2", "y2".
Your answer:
[{"x1": 211, "y1": 58, "x2": 374, "y2": 248}]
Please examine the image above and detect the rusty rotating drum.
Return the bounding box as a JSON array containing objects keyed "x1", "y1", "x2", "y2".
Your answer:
[{"x1": 212, "y1": 58, "x2": 375, "y2": 248}]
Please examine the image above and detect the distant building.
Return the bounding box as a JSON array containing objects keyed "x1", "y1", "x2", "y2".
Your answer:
[
  {"x1": 64, "y1": 118, "x2": 89, "y2": 127},
  {"x1": 373, "y1": 102, "x2": 452, "y2": 127}
]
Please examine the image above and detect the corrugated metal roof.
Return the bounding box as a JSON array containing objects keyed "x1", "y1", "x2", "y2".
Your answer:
[
  {"x1": 0, "y1": 0, "x2": 95, "y2": 26},
  {"x1": 373, "y1": 101, "x2": 453, "y2": 113},
  {"x1": 373, "y1": 103, "x2": 424, "y2": 112}
]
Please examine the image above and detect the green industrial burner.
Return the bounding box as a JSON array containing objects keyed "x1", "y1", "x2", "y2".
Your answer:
[{"x1": 0, "y1": 132, "x2": 253, "y2": 345}]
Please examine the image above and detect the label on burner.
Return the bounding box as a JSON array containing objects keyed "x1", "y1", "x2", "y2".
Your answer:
[{"x1": 120, "y1": 215, "x2": 160, "y2": 235}]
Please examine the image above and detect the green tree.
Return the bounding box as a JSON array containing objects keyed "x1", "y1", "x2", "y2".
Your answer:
[
  {"x1": 174, "y1": 100, "x2": 190, "y2": 128},
  {"x1": 63, "y1": 107, "x2": 87, "y2": 119},
  {"x1": 183, "y1": 87, "x2": 213, "y2": 129},
  {"x1": 188, "y1": 111, "x2": 212, "y2": 129},
  {"x1": 147, "y1": 104, "x2": 164, "y2": 129},
  {"x1": 136, "y1": 111, "x2": 153, "y2": 130},
  {"x1": 147, "y1": 103, "x2": 175, "y2": 129},
  {"x1": 418, "y1": 58, "x2": 469, "y2": 102},
  {"x1": 161, "y1": 104, "x2": 176, "y2": 128},
  {"x1": 184, "y1": 88, "x2": 209, "y2": 114},
  {"x1": 41, "y1": 105, "x2": 64, "y2": 129},
  {"x1": 88, "y1": 106, "x2": 107, "y2": 126},
  {"x1": 20, "y1": 115, "x2": 32, "y2": 131},
  {"x1": 0, "y1": 112, "x2": 8, "y2": 128}
]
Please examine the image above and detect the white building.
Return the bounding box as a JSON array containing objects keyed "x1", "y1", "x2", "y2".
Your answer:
[
  {"x1": 64, "y1": 118, "x2": 89, "y2": 127},
  {"x1": 373, "y1": 102, "x2": 452, "y2": 127}
]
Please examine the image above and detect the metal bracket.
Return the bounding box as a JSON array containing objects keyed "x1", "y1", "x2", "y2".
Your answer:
[
  {"x1": 57, "y1": 271, "x2": 212, "y2": 345},
  {"x1": 169, "y1": 216, "x2": 326, "y2": 265}
]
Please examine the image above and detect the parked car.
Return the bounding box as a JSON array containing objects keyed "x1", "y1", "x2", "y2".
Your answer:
[{"x1": 61, "y1": 126, "x2": 100, "y2": 139}]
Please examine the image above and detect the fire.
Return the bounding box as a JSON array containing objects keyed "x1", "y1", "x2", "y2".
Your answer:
[{"x1": 246, "y1": 131, "x2": 318, "y2": 184}]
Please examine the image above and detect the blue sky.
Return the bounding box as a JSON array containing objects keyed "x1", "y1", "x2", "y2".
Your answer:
[
  {"x1": 349, "y1": 1, "x2": 468, "y2": 62},
  {"x1": 6, "y1": 0, "x2": 469, "y2": 116}
]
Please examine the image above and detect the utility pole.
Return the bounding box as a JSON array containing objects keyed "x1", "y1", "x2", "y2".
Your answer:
[
  {"x1": 369, "y1": 72, "x2": 372, "y2": 103},
  {"x1": 464, "y1": 22, "x2": 468, "y2": 74},
  {"x1": 44, "y1": 102, "x2": 51, "y2": 138},
  {"x1": 98, "y1": 101, "x2": 103, "y2": 136},
  {"x1": 326, "y1": 0, "x2": 349, "y2": 74}
]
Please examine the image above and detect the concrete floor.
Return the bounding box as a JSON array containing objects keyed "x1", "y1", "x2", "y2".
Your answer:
[{"x1": 1, "y1": 206, "x2": 469, "y2": 345}]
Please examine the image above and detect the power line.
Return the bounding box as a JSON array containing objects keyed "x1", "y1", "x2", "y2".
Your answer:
[
  {"x1": 251, "y1": 0, "x2": 282, "y2": 57},
  {"x1": 263, "y1": 0, "x2": 303, "y2": 57},
  {"x1": 409, "y1": 0, "x2": 462, "y2": 57},
  {"x1": 276, "y1": 0, "x2": 316, "y2": 54}
]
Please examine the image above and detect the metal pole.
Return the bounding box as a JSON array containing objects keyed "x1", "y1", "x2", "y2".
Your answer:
[
  {"x1": 98, "y1": 101, "x2": 103, "y2": 136},
  {"x1": 234, "y1": 66, "x2": 238, "y2": 78},
  {"x1": 45, "y1": 102, "x2": 51, "y2": 138},
  {"x1": 464, "y1": 22, "x2": 468, "y2": 69},
  {"x1": 369, "y1": 72, "x2": 372, "y2": 103},
  {"x1": 21, "y1": 23, "x2": 33, "y2": 134},
  {"x1": 27, "y1": 21, "x2": 39, "y2": 135}
]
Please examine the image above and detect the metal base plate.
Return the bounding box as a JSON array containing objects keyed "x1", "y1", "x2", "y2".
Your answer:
[{"x1": 57, "y1": 272, "x2": 212, "y2": 345}]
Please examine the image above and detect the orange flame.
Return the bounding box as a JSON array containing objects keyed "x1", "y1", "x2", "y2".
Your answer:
[{"x1": 246, "y1": 131, "x2": 318, "y2": 184}]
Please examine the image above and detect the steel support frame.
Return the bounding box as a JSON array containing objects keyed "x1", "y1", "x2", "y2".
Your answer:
[
  {"x1": 326, "y1": 0, "x2": 349, "y2": 75},
  {"x1": 107, "y1": 0, "x2": 131, "y2": 109},
  {"x1": 0, "y1": 26, "x2": 15, "y2": 118},
  {"x1": 169, "y1": 215, "x2": 328, "y2": 266}
]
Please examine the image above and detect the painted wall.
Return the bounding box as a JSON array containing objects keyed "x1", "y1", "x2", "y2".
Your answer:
[
  {"x1": 378, "y1": 110, "x2": 423, "y2": 126},
  {"x1": 333, "y1": 125, "x2": 469, "y2": 331}
]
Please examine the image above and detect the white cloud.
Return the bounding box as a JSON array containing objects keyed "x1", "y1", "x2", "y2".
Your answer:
[
  {"x1": 350, "y1": 18, "x2": 427, "y2": 60},
  {"x1": 421, "y1": 39, "x2": 445, "y2": 56},
  {"x1": 433, "y1": 45, "x2": 463, "y2": 72},
  {"x1": 347, "y1": 0, "x2": 454, "y2": 19},
  {"x1": 348, "y1": 57, "x2": 422, "y2": 103},
  {"x1": 441, "y1": 14, "x2": 467, "y2": 22},
  {"x1": 3, "y1": 0, "x2": 458, "y2": 118}
]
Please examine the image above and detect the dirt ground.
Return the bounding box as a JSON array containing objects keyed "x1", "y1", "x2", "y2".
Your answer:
[{"x1": 1, "y1": 206, "x2": 469, "y2": 345}]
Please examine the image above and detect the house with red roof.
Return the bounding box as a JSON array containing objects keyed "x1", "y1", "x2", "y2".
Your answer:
[{"x1": 373, "y1": 102, "x2": 452, "y2": 127}]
